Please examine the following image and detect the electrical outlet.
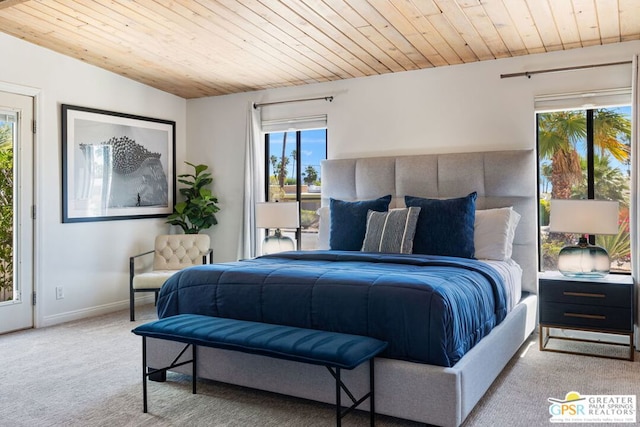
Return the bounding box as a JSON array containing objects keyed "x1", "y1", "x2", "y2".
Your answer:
[{"x1": 55, "y1": 286, "x2": 64, "y2": 300}]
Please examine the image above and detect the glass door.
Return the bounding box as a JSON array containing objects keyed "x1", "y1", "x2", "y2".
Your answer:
[{"x1": 0, "y1": 91, "x2": 34, "y2": 334}]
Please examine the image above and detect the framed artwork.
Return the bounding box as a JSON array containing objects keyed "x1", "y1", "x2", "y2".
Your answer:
[{"x1": 61, "y1": 104, "x2": 175, "y2": 223}]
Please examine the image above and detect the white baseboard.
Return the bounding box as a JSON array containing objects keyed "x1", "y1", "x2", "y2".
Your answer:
[{"x1": 39, "y1": 294, "x2": 155, "y2": 327}]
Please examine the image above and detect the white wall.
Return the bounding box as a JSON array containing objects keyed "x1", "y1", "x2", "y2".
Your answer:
[
  {"x1": 188, "y1": 40, "x2": 640, "y2": 263},
  {"x1": 1, "y1": 33, "x2": 187, "y2": 326}
]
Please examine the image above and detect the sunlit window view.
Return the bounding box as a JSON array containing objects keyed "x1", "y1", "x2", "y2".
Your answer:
[
  {"x1": 538, "y1": 106, "x2": 631, "y2": 274},
  {"x1": 0, "y1": 115, "x2": 14, "y2": 302},
  {"x1": 265, "y1": 128, "x2": 327, "y2": 250}
]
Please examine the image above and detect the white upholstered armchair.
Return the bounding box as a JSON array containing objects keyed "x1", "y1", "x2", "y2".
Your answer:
[{"x1": 129, "y1": 234, "x2": 212, "y2": 321}]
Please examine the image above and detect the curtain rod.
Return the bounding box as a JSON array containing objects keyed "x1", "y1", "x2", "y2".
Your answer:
[
  {"x1": 500, "y1": 60, "x2": 632, "y2": 79},
  {"x1": 253, "y1": 96, "x2": 333, "y2": 109}
]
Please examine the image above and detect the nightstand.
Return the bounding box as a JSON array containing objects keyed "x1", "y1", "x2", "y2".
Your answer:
[{"x1": 538, "y1": 271, "x2": 635, "y2": 361}]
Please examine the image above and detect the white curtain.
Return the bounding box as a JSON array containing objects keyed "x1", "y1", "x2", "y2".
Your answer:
[
  {"x1": 237, "y1": 104, "x2": 264, "y2": 260},
  {"x1": 237, "y1": 106, "x2": 328, "y2": 259},
  {"x1": 630, "y1": 55, "x2": 640, "y2": 350}
]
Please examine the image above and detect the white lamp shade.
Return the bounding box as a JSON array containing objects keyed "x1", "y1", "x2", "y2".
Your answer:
[
  {"x1": 255, "y1": 202, "x2": 300, "y2": 229},
  {"x1": 549, "y1": 199, "x2": 619, "y2": 235}
]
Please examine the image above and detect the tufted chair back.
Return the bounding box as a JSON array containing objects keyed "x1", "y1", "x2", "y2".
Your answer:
[
  {"x1": 130, "y1": 233, "x2": 212, "y2": 321},
  {"x1": 153, "y1": 234, "x2": 211, "y2": 270}
]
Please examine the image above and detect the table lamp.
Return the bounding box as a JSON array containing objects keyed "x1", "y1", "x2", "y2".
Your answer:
[
  {"x1": 549, "y1": 199, "x2": 619, "y2": 278},
  {"x1": 255, "y1": 201, "x2": 299, "y2": 254}
]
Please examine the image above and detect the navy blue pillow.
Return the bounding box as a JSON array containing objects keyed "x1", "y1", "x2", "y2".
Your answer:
[
  {"x1": 329, "y1": 195, "x2": 392, "y2": 251},
  {"x1": 405, "y1": 192, "x2": 477, "y2": 258}
]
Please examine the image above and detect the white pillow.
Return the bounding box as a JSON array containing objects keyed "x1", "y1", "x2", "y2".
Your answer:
[
  {"x1": 474, "y1": 207, "x2": 521, "y2": 261},
  {"x1": 317, "y1": 206, "x2": 330, "y2": 250}
]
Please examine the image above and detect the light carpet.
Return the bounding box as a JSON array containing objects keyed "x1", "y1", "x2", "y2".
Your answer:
[{"x1": 0, "y1": 305, "x2": 638, "y2": 427}]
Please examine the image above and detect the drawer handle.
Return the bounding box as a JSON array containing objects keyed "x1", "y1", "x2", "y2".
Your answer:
[
  {"x1": 564, "y1": 312, "x2": 606, "y2": 320},
  {"x1": 563, "y1": 291, "x2": 605, "y2": 298}
]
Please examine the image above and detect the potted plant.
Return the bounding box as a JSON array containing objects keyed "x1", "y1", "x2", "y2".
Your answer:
[{"x1": 166, "y1": 162, "x2": 220, "y2": 234}]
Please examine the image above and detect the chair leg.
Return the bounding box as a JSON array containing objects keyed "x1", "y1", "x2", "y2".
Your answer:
[
  {"x1": 130, "y1": 257, "x2": 136, "y2": 322},
  {"x1": 130, "y1": 288, "x2": 136, "y2": 322}
]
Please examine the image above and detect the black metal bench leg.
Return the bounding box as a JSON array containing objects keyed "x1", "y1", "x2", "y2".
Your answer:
[
  {"x1": 142, "y1": 336, "x2": 148, "y2": 413},
  {"x1": 370, "y1": 358, "x2": 375, "y2": 427},
  {"x1": 140, "y1": 342, "x2": 194, "y2": 413},
  {"x1": 192, "y1": 344, "x2": 197, "y2": 394},
  {"x1": 329, "y1": 362, "x2": 377, "y2": 426},
  {"x1": 336, "y1": 367, "x2": 341, "y2": 427}
]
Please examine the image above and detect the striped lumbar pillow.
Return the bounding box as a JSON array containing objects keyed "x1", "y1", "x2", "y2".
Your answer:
[{"x1": 361, "y1": 207, "x2": 421, "y2": 254}]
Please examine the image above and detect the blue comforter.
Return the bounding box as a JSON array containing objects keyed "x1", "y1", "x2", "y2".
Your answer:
[{"x1": 156, "y1": 251, "x2": 507, "y2": 367}]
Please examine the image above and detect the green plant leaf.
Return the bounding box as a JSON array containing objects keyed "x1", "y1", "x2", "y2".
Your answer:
[{"x1": 166, "y1": 162, "x2": 220, "y2": 234}]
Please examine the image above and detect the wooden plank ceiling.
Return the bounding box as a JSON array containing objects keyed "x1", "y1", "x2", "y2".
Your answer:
[{"x1": 0, "y1": 0, "x2": 638, "y2": 99}]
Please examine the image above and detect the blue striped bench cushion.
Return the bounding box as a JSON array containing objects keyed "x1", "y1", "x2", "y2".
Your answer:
[{"x1": 132, "y1": 314, "x2": 388, "y2": 370}]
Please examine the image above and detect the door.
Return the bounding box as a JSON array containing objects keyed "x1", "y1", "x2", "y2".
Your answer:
[{"x1": 0, "y1": 91, "x2": 34, "y2": 334}]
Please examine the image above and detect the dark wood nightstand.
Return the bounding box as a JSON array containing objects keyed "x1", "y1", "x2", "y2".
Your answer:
[{"x1": 539, "y1": 271, "x2": 635, "y2": 361}]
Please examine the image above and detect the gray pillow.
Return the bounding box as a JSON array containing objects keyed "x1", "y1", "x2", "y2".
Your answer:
[{"x1": 361, "y1": 207, "x2": 421, "y2": 254}]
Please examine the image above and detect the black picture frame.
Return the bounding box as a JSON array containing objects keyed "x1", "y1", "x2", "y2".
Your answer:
[{"x1": 61, "y1": 104, "x2": 176, "y2": 223}]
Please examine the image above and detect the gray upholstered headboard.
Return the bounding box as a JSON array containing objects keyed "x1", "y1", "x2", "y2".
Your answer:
[{"x1": 320, "y1": 149, "x2": 538, "y2": 295}]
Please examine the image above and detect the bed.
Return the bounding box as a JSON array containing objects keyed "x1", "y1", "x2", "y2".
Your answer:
[{"x1": 146, "y1": 149, "x2": 538, "y2": 427}]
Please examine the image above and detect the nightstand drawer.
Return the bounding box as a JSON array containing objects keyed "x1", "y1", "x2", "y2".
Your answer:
[
  {"x1": 540, "y1": 301, "x2": 632, "y2": 332},
  {"x1": 539, "y1": 280, "x2": 631, "y2": 308}
]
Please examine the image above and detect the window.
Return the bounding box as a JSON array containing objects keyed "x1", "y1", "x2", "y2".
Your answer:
[
  {"x1": 0, "y1": 114, "x2": 14, "y2": 303},
  {"x1": 265, "y1": 128, "x2": 327, "y2": 250},
  {"x1": 537, "y1": 105, "x2": 631, "y2": 273}
]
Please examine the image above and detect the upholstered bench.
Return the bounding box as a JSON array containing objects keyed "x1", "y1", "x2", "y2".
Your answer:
[{"x1": 132, "y1": 314, "x2": 388, "y2": 426}]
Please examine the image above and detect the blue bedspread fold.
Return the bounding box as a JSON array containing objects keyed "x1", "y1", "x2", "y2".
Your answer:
[{"x1": 156, "y1": 250, "x2": 507, "y2": 367}]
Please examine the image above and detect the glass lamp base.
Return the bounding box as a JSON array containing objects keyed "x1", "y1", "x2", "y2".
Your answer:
[
  {"x1": 557, "y1": 244, "x2": 610, "y2": 278},
  {"x1": 262, "y1": 234, "x2": 295, "y2": 255}
]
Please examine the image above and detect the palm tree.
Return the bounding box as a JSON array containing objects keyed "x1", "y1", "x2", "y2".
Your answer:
[
  {"x1": 571, "y1": 154, "x2": 629, "y2": 203},
  {"x1": 593, "y1": 109, "x2": 631, "y2": 159},
  {"x1": 277, "y1": 132, "x2": 288, "y2": 188},
  {"x1": 290, "y1": 149, "x2": 297, "y2": 179},
  {"x1": 303, "y1": 165, "x2": 318, "y2": 185},
  {"x1": 538, "y1": 109, "x2": 630, "y2": 199},
  {"x1": 538, "y1": 111, "x2": 585, "y2": 199}
]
